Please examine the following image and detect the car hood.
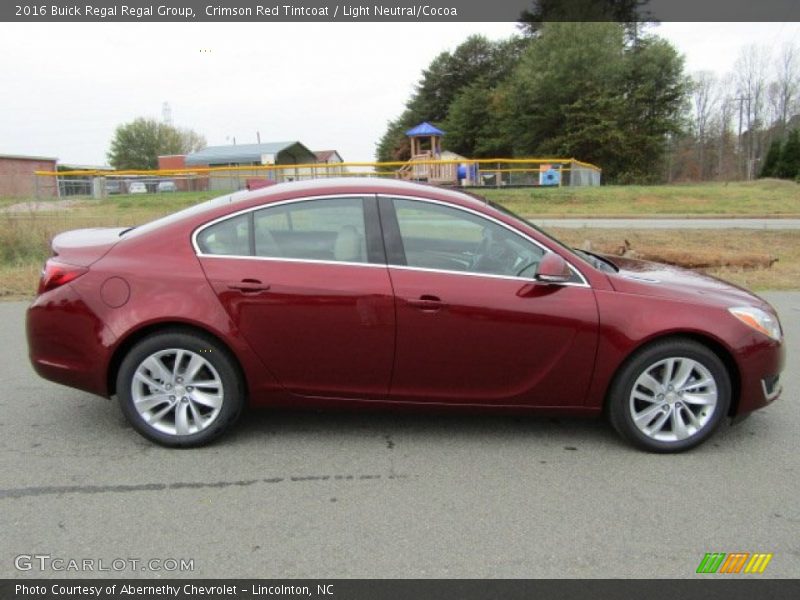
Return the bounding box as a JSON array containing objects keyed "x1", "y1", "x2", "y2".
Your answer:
[{"x1": 600, "y1": 254, "x2": 771, "y2": 311}]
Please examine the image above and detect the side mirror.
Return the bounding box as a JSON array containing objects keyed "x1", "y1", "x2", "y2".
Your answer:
[{"x1": 535, "y1": 253, "x2": 572, "y2": 284}]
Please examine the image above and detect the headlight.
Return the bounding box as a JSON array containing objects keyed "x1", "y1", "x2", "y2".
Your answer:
[{"x1": 729, "y1": 307, "x2": 782, "y2": 341}]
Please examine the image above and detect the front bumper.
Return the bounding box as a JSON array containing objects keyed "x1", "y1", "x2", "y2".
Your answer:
[{"x1": 734, "y1": 336, "x2": 785, "y2": 415}]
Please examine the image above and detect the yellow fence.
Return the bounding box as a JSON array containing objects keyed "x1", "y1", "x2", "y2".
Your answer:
[{"x1": 33, "y1": 157, "x2": 601, "y2": 198}]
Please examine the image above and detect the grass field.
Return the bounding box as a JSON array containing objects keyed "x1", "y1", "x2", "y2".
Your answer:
[
  {"x1": 480, "y1": 179, "x2": 800, "y2": 217},
  {"x1": 1, "y1": 181, "x2": 798, "y2": 298}
]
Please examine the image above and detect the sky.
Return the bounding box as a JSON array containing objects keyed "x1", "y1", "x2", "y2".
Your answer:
[{"x1": 0, "y1": 21, "x2": 798, "y2": 166}]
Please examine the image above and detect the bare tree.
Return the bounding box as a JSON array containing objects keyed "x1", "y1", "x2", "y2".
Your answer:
[
  {"x1": 774, "y1": 44, "x2": 799, "y2": 135},
  {"x1": 734, "y1": 46, "x2": 770, "y2": 179},
  {"x1": 691, "y1": 71, "x2": 718, "y2": 179}
]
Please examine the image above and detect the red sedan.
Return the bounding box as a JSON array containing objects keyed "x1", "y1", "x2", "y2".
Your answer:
[{"x1": 26, "y1": 179, "x2": 784, "y2": 451}]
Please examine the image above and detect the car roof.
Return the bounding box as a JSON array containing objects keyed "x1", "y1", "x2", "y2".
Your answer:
[{"x1": 227, "y1": 177, "x2": 490, "y2": 211}]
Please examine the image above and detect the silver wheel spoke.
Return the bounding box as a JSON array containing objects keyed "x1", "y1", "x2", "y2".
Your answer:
[
  {"x1": 671, "y1": 360, "x2": 694, "y2": 390},
  {"x1": 681, "y1": 377, "x2": 713, "y2": 392},
  {"x1": 673, "y1": 409, "x2": 690, "y2": 440},
  {"x1": 638, "y1": 373, "x2": 661, "y2": 394},
  {"x1": 172, "y1": 350, "x2": 185, "y2": 378},
  {"x1": 190, "y1": 380, "x2": 219, "y2": 388},
  {"x1": 661, "y1": 358, "x2": 676, "y2": 385},
  {"x1": 183, "y1": 354, "x2": 206, "y2": 382},
  {"x1": 143, "y1": 356, "x2": 171, "y2": 383},
  {"x1": 191, "y1": 389, "x2": 222, "y2": 409},
  {"x1": 188, "y1": 401, "x2": 205, "y2": 429},
  {"x1": 133, "y1": 393, "x2": 171, "y2": 412},
  {"x1": 634, "y1": 403, "x2": 664, "y2": 427},
  {"x1": 683, "y1": 407, "x2": 703, "y2": 429},
  {"x1": 682, "y1": 392, "x2": 716, "y2": 406},
  {"x1": 647, "y1": 409, "x2": 671, "y2": 435},
  {"x1": 131, "y1": 348, "x2": 224, "y2": 437},
  {"x1": 134, "y1": 371, "x2": 166, "y2": 392},
  {"x1": 632, "y1": 390, "x2": 656, "y2": 404},
  {"x1": 148, "y1": 402, "x2": 174, "y2": 424},
  {"x1": 175, "y1": 401, "x2": 190, "y2": 435}
]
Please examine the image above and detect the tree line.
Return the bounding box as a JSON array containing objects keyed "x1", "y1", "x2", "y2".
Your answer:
[
  {"x1": 377, "y1": 22, "x2": 800, "y2": 184},
  {"x1": 680, "y1": 44, "x2": 800, "y2": 182}
]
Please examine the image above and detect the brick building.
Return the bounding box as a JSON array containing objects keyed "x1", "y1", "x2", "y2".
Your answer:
[{"x1": 0, "y1": 154, "x2": 58, "y2": 198}]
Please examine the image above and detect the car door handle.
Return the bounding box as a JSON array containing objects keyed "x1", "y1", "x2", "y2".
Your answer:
[
  {"x1": 227, "y1": 279, "x2": 270, "y2": 293},
  {"x1": 407, "y1": 295, "x2": 444, "y2": 312}
]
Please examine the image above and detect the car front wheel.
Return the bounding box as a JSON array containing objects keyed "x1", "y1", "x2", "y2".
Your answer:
[
  {"x1": 608, "y1": 339, "x2": 731, "y2": 452},
  {"x1": 117, "y1": 331, "x2": 244, "y2": 447}
]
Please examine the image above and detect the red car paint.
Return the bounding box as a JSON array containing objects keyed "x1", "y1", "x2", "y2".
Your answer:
[{"x1": 26, "y1": 179, "x2": 784, "y2": 420}]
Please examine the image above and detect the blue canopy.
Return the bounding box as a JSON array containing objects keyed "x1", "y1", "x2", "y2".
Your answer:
[{"x1": 405, "y1": 122, "x2": 444, "y2": 137}]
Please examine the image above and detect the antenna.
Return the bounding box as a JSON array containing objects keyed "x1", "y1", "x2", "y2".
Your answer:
[{"x1": 161, "y1": 101, "x2": 173, "y2": 125}]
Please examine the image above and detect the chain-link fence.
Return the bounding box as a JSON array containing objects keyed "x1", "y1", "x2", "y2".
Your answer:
[{"x1": 31, "y1": 158, "x2": 601, "y2": 199}]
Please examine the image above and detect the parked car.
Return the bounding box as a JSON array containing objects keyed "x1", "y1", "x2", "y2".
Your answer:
[
  {"x1": 26, "y1": 179, "x2": 784, "y2": 450},
  {"x1": 157, "y1": 180, "x2": 178, "y2": 193},
  {"x1": 128, "y1": 181, "x2": 147, "y2": 194},
  {"x1": 105, "y1": 180, "x2": 122, "y2": 195}
]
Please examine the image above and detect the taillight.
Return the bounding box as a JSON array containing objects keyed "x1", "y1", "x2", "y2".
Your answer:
[{"x1": 37, "y1": 260, "x2": 88, "y2": 295}]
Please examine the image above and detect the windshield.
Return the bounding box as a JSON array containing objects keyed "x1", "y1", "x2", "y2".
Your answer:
[{"x1": 486, "y1": 200, "x2": 602, "y2": 268}]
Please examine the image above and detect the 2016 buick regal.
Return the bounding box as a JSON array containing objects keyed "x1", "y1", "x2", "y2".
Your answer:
[{"x1": 26, "y1": 179, "x2": 784, "y2": 451}]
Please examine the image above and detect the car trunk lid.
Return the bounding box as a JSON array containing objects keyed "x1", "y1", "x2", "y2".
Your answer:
[{"x1": 51, "y1": 227, "x2": 128, "y2": 266}]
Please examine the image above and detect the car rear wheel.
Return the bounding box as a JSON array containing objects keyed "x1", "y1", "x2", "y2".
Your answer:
[
  {"x1": 608, "y1": 339, "x2": 731, "y2": 452},
  {"x1": 117, "y1": 331, "x2": 244, "y2": 447}
]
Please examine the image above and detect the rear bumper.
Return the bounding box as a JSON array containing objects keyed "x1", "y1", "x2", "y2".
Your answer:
[{"x1": 26, "y1": 285, "x2": 116, "y2": 397}]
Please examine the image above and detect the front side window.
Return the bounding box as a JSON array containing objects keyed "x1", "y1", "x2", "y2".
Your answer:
[
  {"x1": 253, "y1": 197, "x2": 368, "y2": 263},
  {"x1": 393, "y1": 198, "x2": 546, "y2": 278}
]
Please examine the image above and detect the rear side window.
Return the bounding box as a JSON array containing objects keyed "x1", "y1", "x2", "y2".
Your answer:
[
  {"x1": 196, "y1": 214, "x2": 250, "y2": 256},
  {"x1": 253, "y1": 197, "x2": 368, "y2": 263}
]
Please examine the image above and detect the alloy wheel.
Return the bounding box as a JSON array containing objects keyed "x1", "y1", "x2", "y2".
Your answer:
[
  {"x1": 131, "y1": 348, "x2": 224, "y2": 436},
  {"x1": 629, "y1": 357, "x2": 718, "y2": 443}
]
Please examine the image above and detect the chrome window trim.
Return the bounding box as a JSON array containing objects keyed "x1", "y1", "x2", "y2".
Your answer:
[
  {"x1": 191, "y1": 192, "x2": 591, "y2": 288},
  {"x1": 381, "y1": 194, "x2": 590, "y2": 288},
  {"x1": 197, "y1": 253, "x2": 388, "y2": 269}
]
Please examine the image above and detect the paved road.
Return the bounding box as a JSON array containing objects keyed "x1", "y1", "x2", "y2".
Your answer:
[
  {"x1": 1, "y1": 295, "x2": 798, "y2": 579},
  {"x1": 534, "y1": 218, "x2": 800, "y2": 229}
]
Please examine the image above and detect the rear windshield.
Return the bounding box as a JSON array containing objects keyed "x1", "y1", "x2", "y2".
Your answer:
[{"x1": 121, "y1": 194, "x2": 234, "y2": 238}]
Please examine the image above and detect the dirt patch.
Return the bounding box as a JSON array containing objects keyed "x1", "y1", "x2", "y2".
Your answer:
[
  {"x1": 588, "y1": 239, "x2": 778, "y2": 270},
  {"x1": 2, "y1": 199, "x2": 89, "y2": 213}
]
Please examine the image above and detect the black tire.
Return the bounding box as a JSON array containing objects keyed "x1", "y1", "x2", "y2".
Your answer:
[
  {"x1": 117, "y1": 330, "x2": 244, "y2": 447},
  {"x1": 607, "y1": 338, "x2": 731, "y2": 453}
]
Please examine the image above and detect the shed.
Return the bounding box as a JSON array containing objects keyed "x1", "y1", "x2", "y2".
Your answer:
[
  {"x1": 0, "y1": 154, "x2": 58, "y2": 198},
  {"x1": 185, "y1": 141, "x2": 316, "y2": 167}
]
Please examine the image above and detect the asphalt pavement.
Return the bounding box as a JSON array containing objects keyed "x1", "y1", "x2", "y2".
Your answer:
[{"x1": 0, "y1": 294, "x2": 798, "y2": 579}]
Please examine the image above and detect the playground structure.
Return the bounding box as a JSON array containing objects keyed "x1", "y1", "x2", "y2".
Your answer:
[{"x1": 30, "y1": 122, "x2": 601, "y2": 198}]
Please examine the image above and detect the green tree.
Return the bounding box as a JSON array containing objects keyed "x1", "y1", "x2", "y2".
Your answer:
[
  {"x1": 776, "y1": 129, "x2": 800, "y2": 179},
  {"x1": 760, "y1": 139, "x2": 782, "y2": 178},
  {"x1": 506, "y1": 22, "x2": 687, "y2": 182},
  {"x1": 107, "y1": 118, "x2": 206, "y2": 170},
  {"x1": 376, "y1": 35, "x2": 525, "y2": 162},
  {"x1": 442, "y1": 83, "x2": 513, "y2": 158}
]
